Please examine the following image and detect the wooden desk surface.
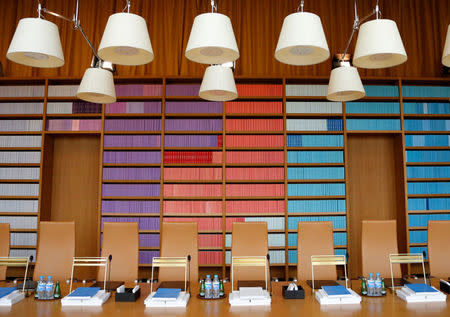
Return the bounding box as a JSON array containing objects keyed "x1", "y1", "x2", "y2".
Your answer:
[{"x1": 0, "y1": 280, "x2": 448, "y2": 316}]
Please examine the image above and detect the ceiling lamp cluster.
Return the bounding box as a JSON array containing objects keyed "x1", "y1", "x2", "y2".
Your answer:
[
  {"x1": 186, "y1": 0, "x2": 239, "y2": 101},
  {"x1": 6, "y1": 0, "x2": 153, "y2": 104}
]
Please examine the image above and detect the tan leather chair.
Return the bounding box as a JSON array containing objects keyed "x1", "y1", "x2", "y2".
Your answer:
[
  {"x1": 297, "y1": 221, "x2": 337, "y2": 281},
  {"x1": 97, "y1": 222, "x2": 139, "y2": 282},
  {"x1": 427, "y1": 220, "x2": 450, "y2": 278},
  {"x1": 33, "y1": 221, "x2": 75, "y2": 282},
  {"x1": 361, "y1": 220, "x2": 401, "y2": 277},
  {"x1": 159, "y1": 222, "x2": 198, "y2": 282},
  {"x1": 0, "y1": 223, "x2": 10, "y2": 280},
  {"x1": 231, "y1": 222, "x2": 268, "y2": 289}
]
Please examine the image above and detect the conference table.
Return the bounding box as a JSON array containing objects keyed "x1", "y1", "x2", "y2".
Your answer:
[{"x1": 0, "y1": 279, "x2": 448, "y2": 316}]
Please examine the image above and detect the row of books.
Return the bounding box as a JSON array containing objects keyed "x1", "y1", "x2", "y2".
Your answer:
[
  {"x1": 0, "y1": 136, "x2": 42, "y2": 148},
  {"x1": 409, "y1": 230, "x2": 427, "y2": 244},
  {"x1": 405, "y1": 135, "x2": 450, "y2": 147},
  {"x1": 138, "y1": 234, "x2": 160, "y2": 247},
  {"x1": 226, "y1": 119, "x2": 283, "y2": 131},
  {"x1": 408, "y1": 198, "x2": 450, "y2": 210},
  {"x1": 164, "y1": 184, "x2": 222, "y2": 197},
  {"x1": 165, "y1": 119, "x2": 222, "y2": 131},
  {"x1": 0, "y1": 85, "x2": 44, "y2": 97},
  {"x1": 105, "y1": 102, "x2": 162, "y2": 114},
  {"x1": 225, "y1": 217, "x2": 285, "y2": 230},
  {"x1": 9, "y1": 249, "x2": 36, "y2": 260},
  {"x1": 0, "y1": 199, "x2": 38, "y2": 212},
  {"x1": 165, "y1": 84, "x2": 199, "y2": 97},
  {"x1": 164, "y1": 151, "x2": 221, "y2": 164},
  {"x1": 103, "y1": 151, "x2": 161, "y2": 164},
  {"x1": 225, "y1": 250, "x2": 285, "y2": 264},
  {"x1": 165, "y1": 135, "x2": 221, "y2": 147},
  {"x1": 346, "y1": 119, "x2": 401, "y2": 131},
  {"x1": 10, "y1": 232, "x2": 37, "y2": 246},
  {"x1": 226, "y1": 167, "x2": 284, "y2": 180},
  {"x1": 0, "y1": 120, "x2": 42, "y2": 132},
  {"x1": 286, "y1": 84, "x2": 327, "y2": 97},
  {"x1": 402, "y1": 86, "x2": 450, "y2": 98},
  {"x1": 225, "y1": 101, "x2": 282, "y2": 114},
  {"x1": 164, "y1": 167, "x2": 222, "y2": 181},
  {"x1": 404, "y1": 119, "x2": 450, "y2": 131},
  {"x1": 225, "y1": 151, "x2": 284, "y2": 164},
  {"x1": 407, "y1": 182, "x2": 450, "y2": 195},
  {"x1": 236, "y1": 84, "x2": 283, "y2": 97},
  {"x1": 287, "y1": 151, "x2": 344, "y2": 163},
  {"x1": 225, "y1": 233, "x2": 286, "y2": 247},
  {"x1": 0, "y1": 167, "x2": 40, "y2": 179},
  {"x1": 46, "y1": 119, "x2": 101, "y2": 131},
  {"x1": 101, "y1": 200, "x2": 160, "y2": 214},
  {"x1": 164, "y1": 200, "x2": 221, "y2": 214},
  {"x1": 102, "y1": 167, "x2": 161, "y2": 180},
  {"x1": 225, "y1": 184, "x2": 285, "y2": 197},
  {"x1": 286, "y1": 102, "x2": 342, "y2": 114},
  {"x1": 345, "y1": 102, "x2": 400, "y2": 114},
  {"x1": 199, "y1": 251, "x2": 222, "y2": 265},
  {"x1": 287, "y1": 135, "x2": 344, "y2": 147},
  {"x1": 287, "y1": 216, "x2": 347, "y2": 229},
  {"x1": 287, "y1": 232, "x2": 347, "y2": 246},
  {"x1": 286, "y1": 119, "x2": 343, "y2": 131},
  {"x1": 166, "y1": 101, "x2": 221, "y2": 114},
  {"x1": 288, "y1": 249, "x2": 347, "y2": 264},
  {"x1": 226, "y1": 135, "x2": 283, "y2": 147},
  {"x1": 103, "y1": 135, "x2": 161, "y2": 147},
  {"x1": 199, "y1": 234, "x2": 222, "y2": 248},
  {"x1": 409, "y1": 247, "x2": 428, "y2": 259},
  {"x1": 105, "y1": 119, "x2": 161, "y2": 131},
  {"x1": 288, "y1": 183, "x2": 346, "y2": 197},
  {"x1": 101, "y1": 217, "x2": 160, "y2": 230},
  {"x1": 0, "y1": 216, "x2": 37, "y2": 229},
  {"x1": 47, "y1": 102, "x2": 102, "y2": 114},
  {"x1": 102, "y1": 184, "x2": 160, "y2": 197},
  {"x1": 408, "y1": 213, "x2": 450, "y2": 227},
  {"x1": 115, "y1": 84, "x2": 162, "y2": 97},
  {"x1": 139, "y1": 250, "x2": 159, "y2": 264},
  {"x1": 406, "y1": 150, "x2": 450, "y2": 163},
  {"x1": 403, "y1": 102, "x2": 450, "y2": 115},
  {"x1": 0, "y1": 184, "x2": 39, "y2": 196},
  {"x1": 0, "y1": 102, "x2": 43, "y2": 114},
  {"x1": 164, "y1": 217, "x2": 222, "y2": 230},
  {"x1": 0, "y1": 151, "x2": 41, "y2": 164},
  {"x1": 287, "y1": 167, "x2": 345, "y2": 180},
  {"x1": 163, "y1": 200, "x2": 285, "y2": 214},
  {"x1": 288, "y1": 199, "x2": 346, "y2": 213}
]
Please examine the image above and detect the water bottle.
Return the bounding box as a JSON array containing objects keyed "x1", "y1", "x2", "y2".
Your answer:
[
  {"x1": 367, "y1": 273, "x2": 375, "y2": 296},
  {"x1": 375, "y1": 273, "x2": 382, "y2": 296},
  {"x1": 37, "y1": 275, "x2": 46, "y2": 300},
  {"x1": 204, "y1": 275, "x2": 212, "y2": 299},
  {"x1": 46, "y1": 276, "x2": 54, "y2": 300},
  {"x1": 212, "y1": 275, "x2": 220, "y2": 299}
]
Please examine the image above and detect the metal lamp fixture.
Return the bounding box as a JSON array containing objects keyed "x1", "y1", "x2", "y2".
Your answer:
[
  {"x1": 185, "y1": 0, "x2": 239, "y2": 64},
  {"x1": 443, "y1": 24, "x2": 450, "y2": 67},
  {"x1": 275, "y1": 0, "x2": 330, "y2": 66},
  {"x1": 199, "y1": 64, "x2": 237, "y2": 101},
  {"x1": 98, "y1": 0, "x2": 153, "y2": 66}
]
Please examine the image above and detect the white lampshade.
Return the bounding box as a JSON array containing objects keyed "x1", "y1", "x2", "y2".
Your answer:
[
  {"x1": 98, "y1": 13, "x2": 153, "y2": 66},
  {"x1": 327, "y1": 66, "x2": 365, "y2": 102},
  {"x1": 199, "y1": 65, "x2": 237, "y2": 101},
  {"x1": 185, "y1": 13, "x2": 239, "y2": 64},
  {"x1": 275, "y1": 12, "x2": 329, "y2": 66},
  {"x1": 6, "y1": 18, "x2": 64, "y2": 68},
  {"x1": 353, "y1": 19, "x2": 407, "y2": 69},
  {"x1": 77, "y1": 68, "x2": 116, "y2": 104},
  {"x1": 442, "y1": 24, "x2": 450, "y2": 67}
]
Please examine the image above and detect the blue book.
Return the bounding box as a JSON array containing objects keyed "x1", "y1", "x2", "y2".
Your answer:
[
  {"x1": 405, "y1": 283, "x2": 438, "y2": 294},
  {"x1": 153, "y1": 288, "x2": 181, "y2": 300},
  {"x1": 322, "y1": 285, "x2": 351, "y2": 296},
  {"x1": 0, "y1": 287, "x2": 16, "y2": 299},
  {"x1": 68, "y1": 287, "x2": 100, "y2": 298}
]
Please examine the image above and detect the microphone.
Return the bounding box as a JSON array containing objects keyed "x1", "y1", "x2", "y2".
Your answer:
[
  {"x1": 107, "y1": 254, "x2": 112, "y2": 292},
  {"x1": 187, "y1": 255, "x2": 191, "y2": 295},
  {"x1": 422, "y1": 251, "x2": 429, "y2": 285},
  {"x1": 346, "y1": 252, "x2": 352, "y2": 289},
  {"x1": 266, "y1": 254, "x2": 272, "y2": 296}
]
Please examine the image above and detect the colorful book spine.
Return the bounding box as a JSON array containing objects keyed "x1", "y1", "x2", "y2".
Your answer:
[
  {"x1": 408, "y1": 198, "x2": 450, "y2": 210},
  {"x1": 0, "y1": 120, "x2": 42, "y2": 131},
  {"x1": 165, "y1": 135, "x2": 222, "y2": 147},
  {"x1": 198, "y1": 234, "x2": 222, "y2": 248},
  {"x1": 164, "y1": 168, "x2": 222, "y2": 181},
  {"x1": 225, "y1": 101, "x2": 282, "y2": 114},
  {"x1": 105, "y1": 102, "x2": 162, "y2": 114},
  {"x1": 47, "y1": 102, "x2": 102, "y2": 114},
  {"x1": 163, "y1": 201, "x2": 222, "y2": 214},
  {"x1": 0, "y1": 102, "x2": 43, "y2": 114},
  {"x1": 407, "y1": 182, "x2": 450, "y2": 195},
  {"x1": 165, "y1": 119, "x2": 222, "y2": 131},
  {"x1": 225, "y1": 200, "x2": 285, "y2": 214},
  {"x1": 287, "y1": 167, "x2": 345, "y2": 180},
  {"x1": 406, "y1": 150, "x2": 450, "y2": 163},
  {"x1": 288, "y1": 200, "x2": 346, "y2": 213},
  {"x1": 405, "y1": 135, "x2": 450, "y2": 147},
  {"x1": 163, "y1": 151, "x2": 222, "y2": 164},
  {"x1": 102, "y1": 167, "x2": 161, "y2": 180},
  {"x1": 287, "y1": 183, "x2": 345, "y2": 196},
  {"x1": 287, "y1": 151, "x2": 344, "y2": 163},
  {"x1": 0, "y1": 85, "x2": 44, "y2": 97},
  {"x1": 286, "y1": 102, "x2": 342, "y2": 114},
  {"x1": 115, "y1": 84, "x2": 162, "y2": 96},
  {"x1": 103, "y1": 135, "x2": 161, "y2": 147},
  {"x1": 101, "y1": 200, "x2": 160, "y2": 214},
  {"x1": 403, "y1": 102, "x2": 450, "y2": 114},
  {"x1": 199, "y1": 251, "x2": 222, "y2": 265},
  {"x1": 404, "y1": 119, "x2": 450, "y2": 131},
  {"x1": 287, "y1": 216, "x2": 347, "y2": 229},
  {"x1": 408, "y1": 213, "x2": 450, "y2": 227},
  {"x1": 225, "y1": 217, "x2": 284, "y2": 230},
  {"x1": 225, "y1": 184, "x2": 284, "y2": 197},
  {"x1": 287, "y1": 135, "x2": 344, "y2": 147},
  {"x1": 103, "y1": 151, "x2": 161, "y2": 164},
  {"x1": 226, "y1": 135, "x2": 283, "y2": 148},
  {"x1": 286, "y1": 119, "x2": 343, "y2": 131},
  {"x1": 46, "y1": 119, "x2": 101, "y2": 131},
  {"x1": 102, "y1": 184, "x2": 160, "y2": 197},
  {"x1": 225, "y1": 151, "x2": 284, "y2": 164},
  {"x1": 139, "y1": 251, "x2": 160, "y2": 264},
  {"x1": 225, "y1": 119, "x2": 283, "y2": 131},
  {"x1": 0, "y1": 167, "x2": 40, "y2": 179},
  {"x1": 402, "y1": 86, "x2": 450, "y2": 98},
  {"x1": 47, "y1": 85, "x2": 78, "y2": 96},
  {"x1": 346, "y1": 119, "x2": 401, "y2": 131},
  {"x1": 163, "y1": 217, "x2": 222, "y2": 231},
  {"x1": 363, "y1": 85, "x2": 399, "y2": 97},
  {"x1": 165, "y1": 84, "x2": 200, "y2": 96},
  {"x1": 101, "y1": 217, "x2": 160, "y2": 230},
  {"x1": 0, "y1": 136, "x2": 41, "y2": 148},
  {"x1": 285, "y1": 84, "x2": 327, "y2": 96},
  {"x1": 104, "y1": 119, "x2": 161, "y2": 131},
  {"x1": 163, "y1": 184, "x2": 222, "y2": 197},
  {"x1": 225, "y1": 168, "x2": 284, "y2": 181},
  {"x1": 139, "y1": 234, "x2": 160, "y2": 247},
  {"x1": 165, "y1": 101, "x2": 222, "y2": 114},
  {"x1": 236, "y1": 84, "x2": 282, "y2": 96},
  {"x1": 345, "y1": 102, "x2": 400, "y2": 114}
]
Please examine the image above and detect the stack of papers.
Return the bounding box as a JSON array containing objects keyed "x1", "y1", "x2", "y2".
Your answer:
[
  {"x1": 144, "y1": 288, "x2": 190, "y2": 307},
  {"x1": 322, "y1": 285, "x2": 351, "y2": 297},
  {"x1": 153, "y1": 288, "x2": 181, "y2": 301},
  {"x1": 61, "y1": 287, "x2": 110, "y2": 307},
  {"x1": 396, "y1": 283, "x2": 446, "y2": 303},
  {"x1": 405, "y1": 284, "x2": 438, "y2": 294},
  {"x1": 0, "y1": 287, "x2": 24, "y2": 306},
  {"x1": 239, "y1": 287, "x2": 265, "y2": 300},
  {"x1": 315, "y1": 285, "x2": 361, "y2": 305},
  {"x1": 67, "y1": 287, "x2": 101, "y2": 299}
]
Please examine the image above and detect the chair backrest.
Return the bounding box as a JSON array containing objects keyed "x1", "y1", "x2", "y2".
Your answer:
[
  {"x1": 0, "y1": 223, "x2": 10, "y2": 280},
  {"x1": 231, "y1": 222, "x2": 268, "y2": 288},
  {"x1": 427, "y1": 220, "x2": 450, "y2": 278},
  {"x1": 97, "y1": 222, "x2": 139, "y2": 282},
  {"x1": 33, "y1": 221, "x2": 75, "y2": 281},
  {"x1": 361, "y1": 220, "x2": 401, "y2": 277},
  {"x1": 159, "y1": 222, "x2": 198, "y2": 282},
  {"x1": 297, "y1": 221, "x2": 337, "y2": 281}
]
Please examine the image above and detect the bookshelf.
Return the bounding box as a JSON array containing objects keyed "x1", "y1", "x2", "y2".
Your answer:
[{"x1": 0, "y1": 76, "x2": 447, "y2": 281}]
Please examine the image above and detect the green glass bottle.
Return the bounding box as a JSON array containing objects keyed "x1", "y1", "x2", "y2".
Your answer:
[
  {"x1": 53, "y1": 281, "x2": 61, "y2": 299},
  {"x1": 381, "y1": 278, "x2": 386, "y2": 295},
  {"x1": 200, "y1": 279, "x2": 205, "y2": 297},
  {"x1": 361, "y1": 277, "x2": 368, "y2": 296},
  {"x1": 219, "y1": 280, "x2": 224, "y2": 297}
]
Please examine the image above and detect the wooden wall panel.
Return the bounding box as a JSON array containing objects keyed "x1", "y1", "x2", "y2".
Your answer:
[{"x1": 0, "y1": 0, "x2": 448, "y2": 78}]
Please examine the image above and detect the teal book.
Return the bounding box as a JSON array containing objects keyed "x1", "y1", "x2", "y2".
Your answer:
[
  {"x1": 153, "y1": 288, "x2": 181, "y2": 300},
  {"x1": 68, "y1": 287, "x2": 100, "y2": 298},
  {"x1": 322, "y1": 285, "x2": 351, "y2": 296}
]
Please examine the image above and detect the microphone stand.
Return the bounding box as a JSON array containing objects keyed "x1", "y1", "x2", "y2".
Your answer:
[
  {"x1": 107, "y1": 254, "x2": 112, "y2": 292},
  {"x1": 346, "y1": 252, "x2": 352, "y2": 289},
  {"x1": 187, "y1": 255, "x2": 191, "y2": 295},
  {"x1": 266, "y1": 254, "x2": 272, "y2": 296}
]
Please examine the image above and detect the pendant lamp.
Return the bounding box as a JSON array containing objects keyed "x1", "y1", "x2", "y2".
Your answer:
[
  {"x1": 442, "y1": 24, "x2": 450, "y2": 67},
  {"x1": 77, "y1": 67, "x2": 116, "y2": 104},
  {"x1": 199, "y1": 65, "x2": 237, "y2": 101},
  {"x1": 327, "y1": 66, "x2": 365, "y2": 102}
]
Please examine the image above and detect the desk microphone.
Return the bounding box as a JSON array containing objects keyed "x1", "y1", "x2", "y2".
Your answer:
[
  {"x1": 107, "y1": 254, "x2": 112, "y2": 292},
  {"x1": 346, "y1": 252, "x2": 352, "y2": 289},
  {"x1": 266, "y1": 254, "x2": 272, "y2": 296},
  {"x1": 187, "y1": 255, "x2": 191, "y2": 295}
]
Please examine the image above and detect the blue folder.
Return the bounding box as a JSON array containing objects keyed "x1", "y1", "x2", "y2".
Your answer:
[
  {"x1": 153, "y1": 288, "x2": 181, "y2": 300},
  {"x1": 68, "y1": 287, "x2": 100, "y2": 298},
  {"x1": 322, "y1": 285, "x2": 351, "y2": 296},
  {"x1": 0, "y1": 287, "x2": 16, "y2": 299},
  {"x1": 405, "y1": 283, "x2": 438, "y2": 293}
]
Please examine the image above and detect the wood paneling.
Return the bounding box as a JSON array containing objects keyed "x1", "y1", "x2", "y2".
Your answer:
[
  {"x1": 0, "y1": 0, "x2": 448, "y2": 78},
  {"x1": 347, "y1": 134, "x2": 407, "y2": 278}
]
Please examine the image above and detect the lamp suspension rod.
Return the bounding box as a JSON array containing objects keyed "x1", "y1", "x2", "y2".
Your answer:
[
  {"x1": 37, "y1": 0, "x2": 101, "y2": 61},
  {"x1": 297, "y1": 0, "x2": 305, "y2": 12},
  {"x1": 122, "y1": 0, "x2": 131, "y2": 13},
  {"x1": 211, "y1": 0, "x2": 217, "y2": 13}
]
